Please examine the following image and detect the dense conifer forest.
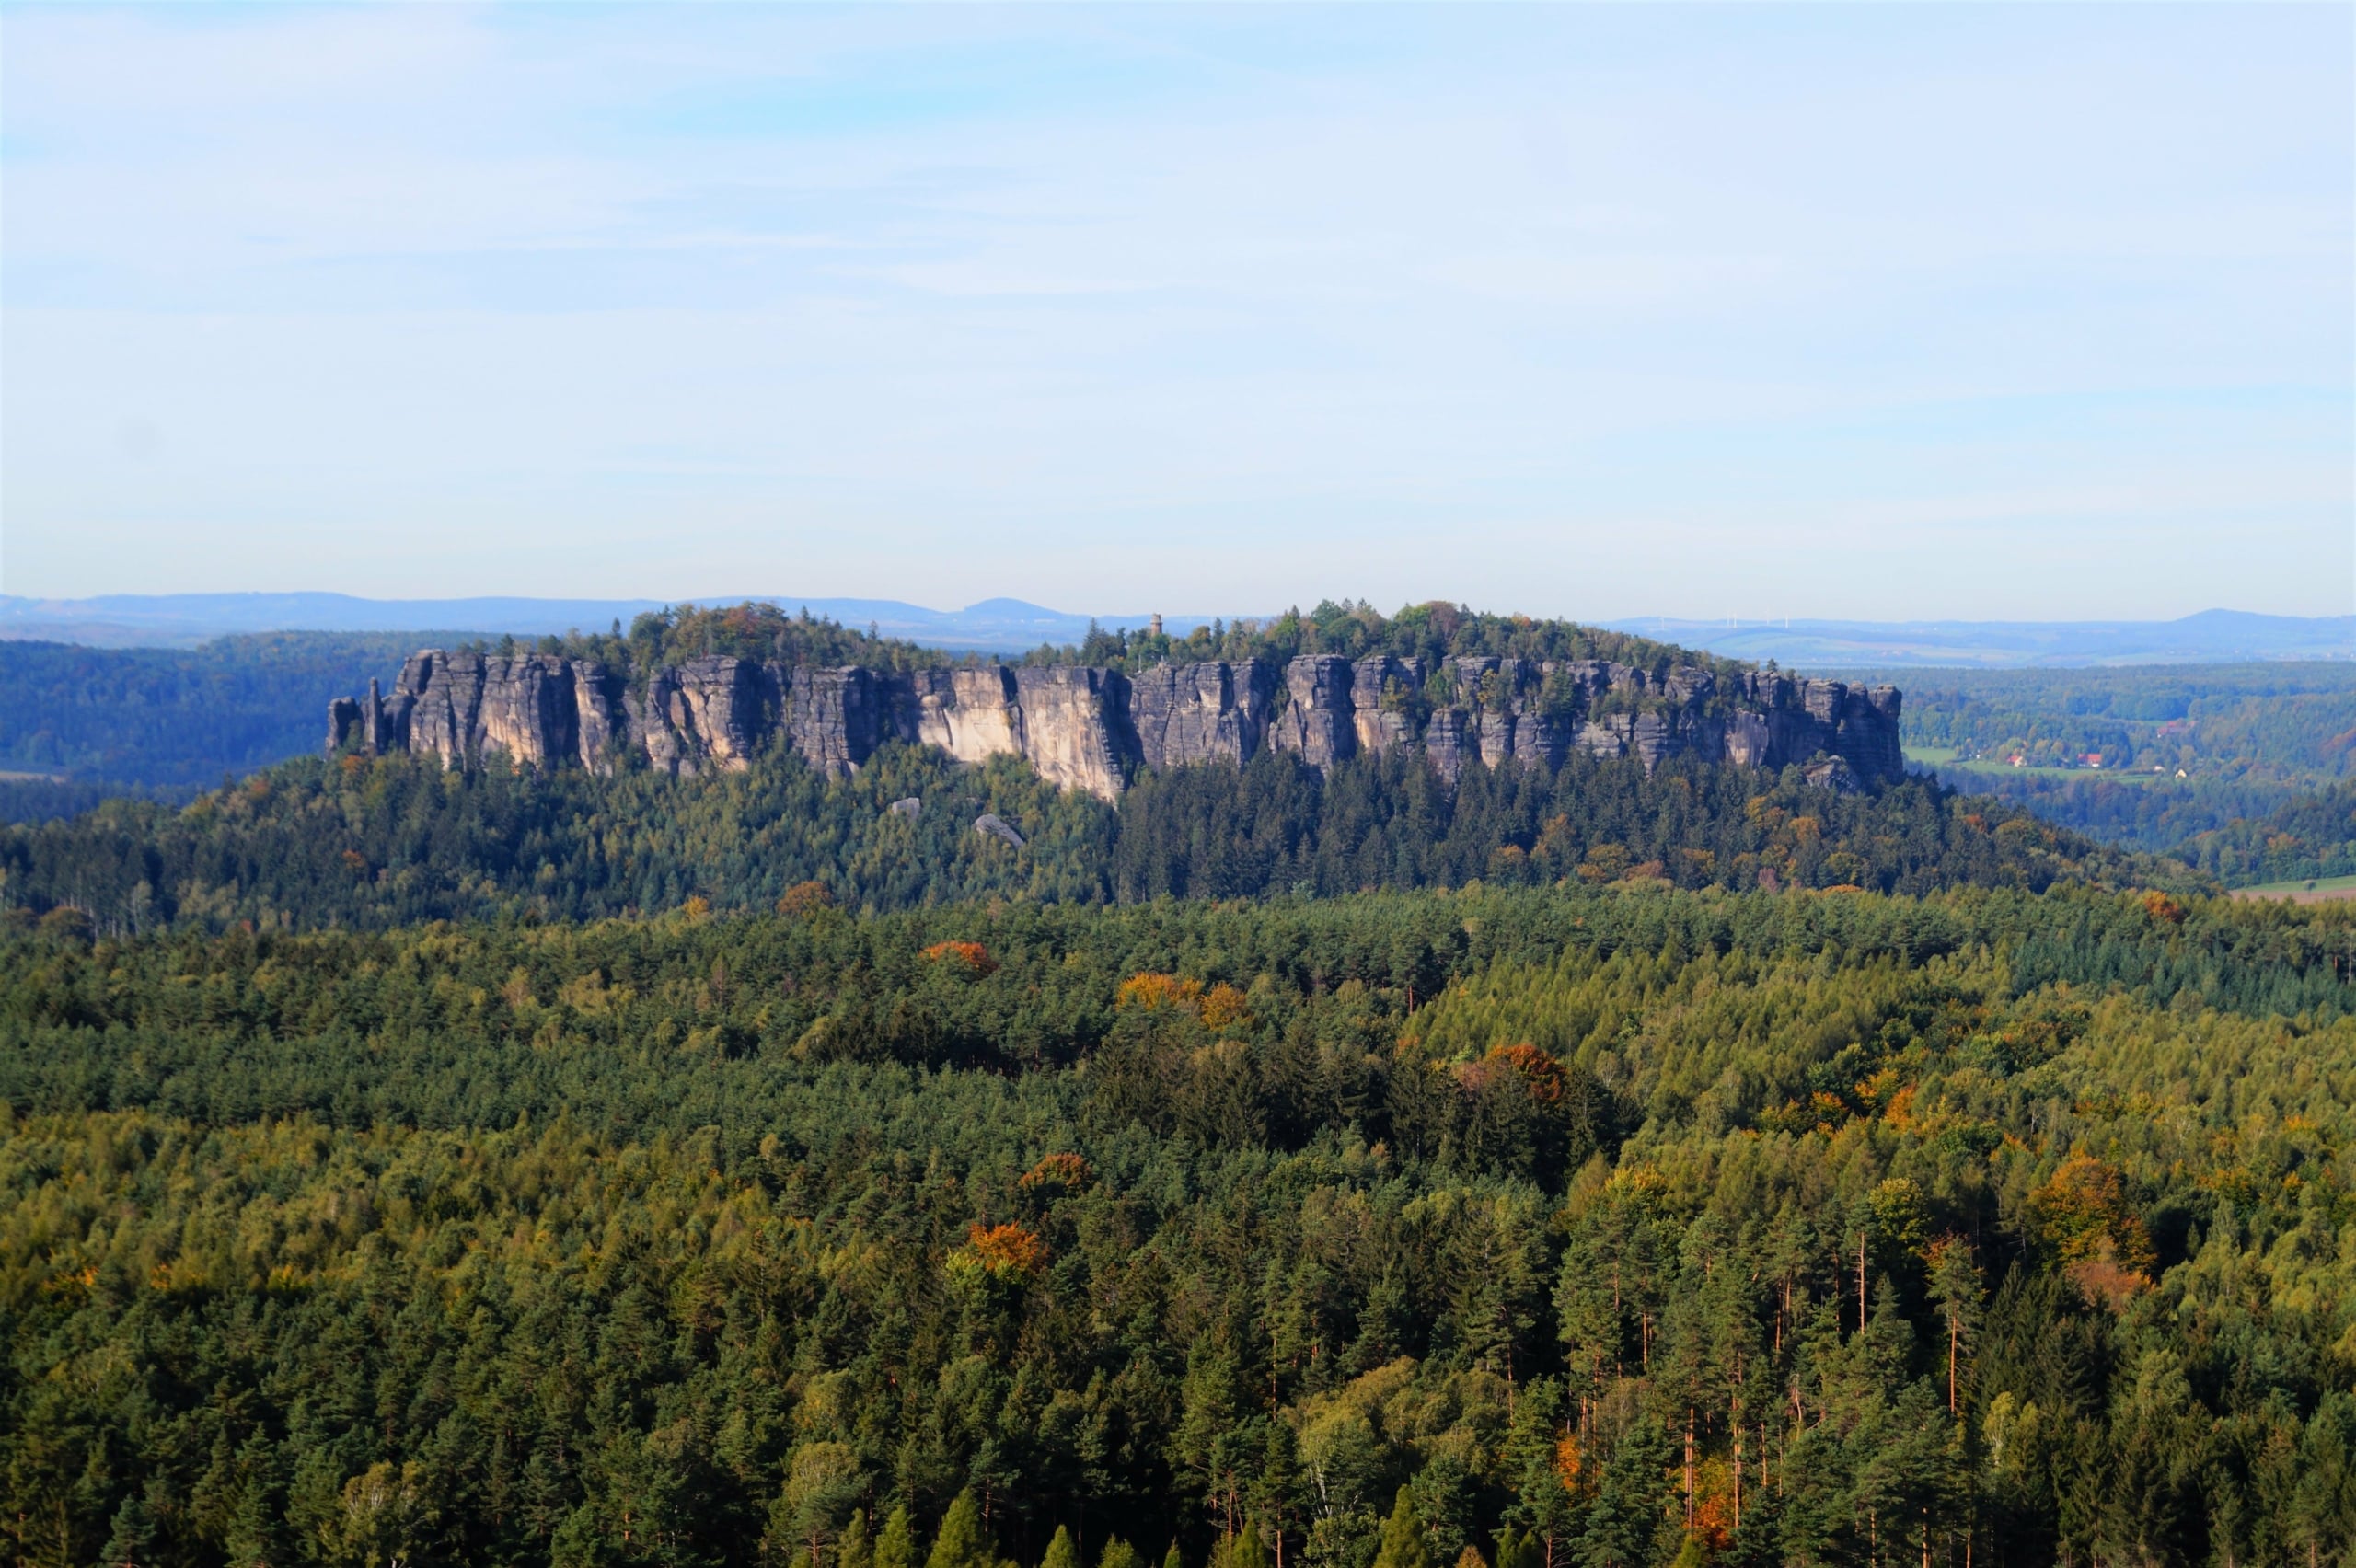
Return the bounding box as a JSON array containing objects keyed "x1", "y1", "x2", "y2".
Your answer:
[
  {"x1": 2, "y1": 884, "x2": 2352, "y2": 1565},
  {"x1": 2153, "y1": 779, "x2": 2356, "y2": 888},
  {"x1": 0, "y1": 744, "x2": 2190, "y2": 938},
  {"x1": 540, "y1": 600, "x2": 1730, "y2": 688}
]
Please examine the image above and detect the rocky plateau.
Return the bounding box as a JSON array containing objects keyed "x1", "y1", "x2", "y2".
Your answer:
[{"x1": 330, "y1": 650, "x2": 1903, "y2": 801}]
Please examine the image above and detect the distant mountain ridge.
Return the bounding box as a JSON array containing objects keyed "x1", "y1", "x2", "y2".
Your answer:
[
  {"x1": 5, "y1": 594, "x2": 2348, "y2": 666},
  {"x1": 1605, "y1": 609, "x2": 2355, "y2": 668},
  {"x1": 0, "y1": 593, "x2": 1220, "y2": 653}
]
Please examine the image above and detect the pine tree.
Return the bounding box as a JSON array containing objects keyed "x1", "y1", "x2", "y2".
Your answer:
[
  {"x1": 225, "y1": 1434, "x2": 289, "y2": 1568},
  {"x1": 1042, "y1": 1526, "x2": 1081, "y2": 1568},
  {"x1": 1097, "y1": 1539, "x2": 1141, "y2": 1568},
  {"x1": 1926, "y1": 1237, "x2": 1985, "y2": 1416},
  {"x1": 101, "y1": 1497, "x2": 156, "y2": 1567},
  {"x1": 1501, "y1": 1376, "x2": 1578, "y2": 1557}
]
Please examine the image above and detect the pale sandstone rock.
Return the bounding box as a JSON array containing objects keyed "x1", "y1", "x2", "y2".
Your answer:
[
  {"x1": 913, "y1": 667, "x2": 1024, "y2": 765},
  {"x1": 331, "y1": 640, "x2": 1906, "y2": 795},
  {"x1": 1011, "y1": 665, "x2": 1128, "y2": 801},
  {"x1": 1423, "y1": 709, "x2": 1469, "y2": 782},
  {"x1": 975, "y1": 813, "x2": 1026, "y2": 848}
]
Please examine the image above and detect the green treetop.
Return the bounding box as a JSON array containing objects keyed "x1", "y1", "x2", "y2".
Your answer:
[{"x1": 1374, "y1": 1489, "x2": 1433, "y2": 1568}]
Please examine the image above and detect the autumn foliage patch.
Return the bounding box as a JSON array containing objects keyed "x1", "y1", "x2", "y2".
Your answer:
[
  {"x1": 960, "y1": 1222, "x2": 1048, "y2": 1278},
  {"x1": 922, "y1": 940, "x2": 998, "y2": 976}
]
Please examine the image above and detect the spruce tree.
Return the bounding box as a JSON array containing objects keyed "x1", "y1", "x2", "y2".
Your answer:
[
  {"x1": 926, "y1": 1492, "x2": 990, "y2": 1568},
  {"x1": 840, "y1": 1511, "x2": 874, "y2": 1568},
  {"x1": 1373, "y1": 1489, "x2": 1432, "y2": 1568},
  {"x1": 101, "y1": 1497, "x2": 155, "y2": 1568},
  {"x1": 876, "y1": 1506, "x2": 918, "y2": 1568},
  {"x1": 1042, "y1": 1526, "x2": 1081, "y2": 1568}
]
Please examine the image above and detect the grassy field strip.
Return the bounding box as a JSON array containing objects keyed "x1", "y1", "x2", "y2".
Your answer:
[
  {"x1": 1904, "y1": 746, "x2": 2164, "y2": 783},
  {"x1": 2231, "y1": 872, "x2": 2356, "y2": 903}
]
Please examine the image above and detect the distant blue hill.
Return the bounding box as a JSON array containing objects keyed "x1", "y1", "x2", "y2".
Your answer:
[
  {"x1": 4, "y1": 594, "x2": 2347, "y2": 666},
  {"x1": 0, "y1": 593, "x2": 1223, "y2": 654},
  {"x1": 1602, "y1": 610, "x2": 2355, "y2": 668}
]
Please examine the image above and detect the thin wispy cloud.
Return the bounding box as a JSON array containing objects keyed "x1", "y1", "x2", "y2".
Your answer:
[{"x1": 4, "y1": 4, "x2": 2348, "y2": 617}]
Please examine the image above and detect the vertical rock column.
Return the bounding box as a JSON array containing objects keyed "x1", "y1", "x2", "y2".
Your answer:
[
  {"x1": 1349, "y1": 656, "x2": 1421, "y2": 756},
  {"x1": 397, "y1": 651, "x2": 485, "y2": 767},
  {"x1": 1270, "y1": 656, "x2": 1357, "y2": 766},
  {"x1": 474, "y1": 656, "x2": 579, "y2": 767},
  {"x1": 571, "y1": 662, "x2": 629, "y2": 772}
]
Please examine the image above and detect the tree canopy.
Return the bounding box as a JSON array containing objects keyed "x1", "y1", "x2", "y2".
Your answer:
[{"x1": 3, "y1": 881, "x2": 2352, "y2": 1566}]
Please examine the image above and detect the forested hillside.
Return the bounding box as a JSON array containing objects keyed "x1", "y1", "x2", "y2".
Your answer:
[
  {"x1": 0, "y1": 633, "x2": 468, "y2": 793},
  {"x1": 2165, "y1": 778, "x2": 2356, "y2": 887},
  {"x1": 547, "y1": 599, "x2": 1732, "y2": 688},
  {"x1": 2, "y1": 885, "x2": 2350, "y2": 1566},
  {"x1": 1911, "y1": 773, "x2": 2302, "y2": 860},
  {"x1": 0, "y1": 744, "x2": 2189, "y2": 937},
  {"x1": 4, "y1": 610, "x2": 2348, "y2": 1568},
  {"x1": 1873, "y1": 663, "x2": 2356, "y2": 882},
  {"x1": 1889, "y1": 663, "x2": 2356, "y2": 782}
]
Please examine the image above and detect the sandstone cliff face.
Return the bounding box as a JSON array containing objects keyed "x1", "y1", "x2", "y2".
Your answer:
[
  {"x1": 1010, "y1": 666, "x2": 1130, "y2": 801},
  {"x1": 1130, "y1": 660, "x2": 1274, "y2": 770},
  {"x1": 349, "y1": 651, "x2": 598, "y2": 772},
  {"x1": 1349, "y1": 656, "x2": 1421, "y2": 756},
  {"x1": 1269, "y1": 656, "x2": 1356, "y2": 767},
  {"x1": 331, "y1": 647, "x2": 1903, "y2": 800},
  {"x1": 913, "y1": 668, "x2": 1023, "y2": 766}
]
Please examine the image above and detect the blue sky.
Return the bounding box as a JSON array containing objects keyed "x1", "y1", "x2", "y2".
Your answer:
[{"x1": 3, "y1": 3, "x2": 2349, "y2": 619}]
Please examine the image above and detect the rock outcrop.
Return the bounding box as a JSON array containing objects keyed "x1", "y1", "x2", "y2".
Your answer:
[
  {"x1": 975, "y1": 813, "x2": 1027, "y2": 849},
  {"x1": 330, "y1": 646, "x2": 1903, "y2": 800},
  {"x1": 1130, "y1": 660, "x2": 1275, "y2": 770}
]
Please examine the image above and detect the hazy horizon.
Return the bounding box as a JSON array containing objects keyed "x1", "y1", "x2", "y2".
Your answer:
[{"x1": 5, "y1": 4, "x2": 2350, "y2": 619}]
